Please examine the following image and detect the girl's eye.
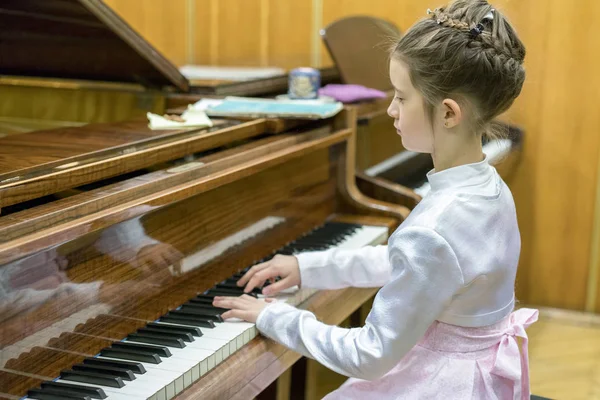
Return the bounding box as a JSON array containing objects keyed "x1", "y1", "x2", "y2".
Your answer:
[{"x1": 395, "y1": 96, "x2": 404, "y2": 102}]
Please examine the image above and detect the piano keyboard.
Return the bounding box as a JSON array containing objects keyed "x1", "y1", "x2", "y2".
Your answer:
[
  {"x1": 22, "y1": 222, "x2": 388, "y2": 400},
  {"x1": 412, "y1": 138, "x2": 512, "y2": 197}
]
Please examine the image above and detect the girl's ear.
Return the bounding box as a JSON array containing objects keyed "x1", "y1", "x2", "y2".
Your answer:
[{"x1": 441, "y1": 98, "x2": 463, "y2": 128}]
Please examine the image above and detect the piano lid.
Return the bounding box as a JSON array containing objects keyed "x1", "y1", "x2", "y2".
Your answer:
[{"x1": 0, "y1": 0, "x2": 189, "y2": 92}]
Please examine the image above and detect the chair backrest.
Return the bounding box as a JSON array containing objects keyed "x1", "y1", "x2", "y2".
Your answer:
[{"x1": 321, "y1": 16, "x2": 401, "y2": 91}]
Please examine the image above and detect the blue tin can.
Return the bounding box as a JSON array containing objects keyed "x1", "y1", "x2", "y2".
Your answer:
[{"x1": 288, "y1": 67, "x2": 321, "y2": 99}]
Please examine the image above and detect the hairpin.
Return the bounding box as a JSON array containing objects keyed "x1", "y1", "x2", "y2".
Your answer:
[{"x1": 470, "y1": 23, "x2": 485, "y2": 37}]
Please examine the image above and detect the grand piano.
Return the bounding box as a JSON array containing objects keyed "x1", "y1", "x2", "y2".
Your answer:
[{"x1": 0, "y1": 80, "x2": 411, "y2": 400}]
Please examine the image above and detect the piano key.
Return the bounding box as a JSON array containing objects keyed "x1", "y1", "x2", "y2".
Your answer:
[
  {"x1": 60, "y1": 359, "x2": 184, "y2": 400},
  {"x1": 83, "y1": 358, "x2": 147, "y2": 374},
  {"x1": 100, "y1": 343, "x2": 215, "y2": 398},
  {"x1": 170, "y1": 308, "x2": 223, "y2": 322},
  {"x1": 52, "y1": 379, "x2": 148, "y2": 400},
  {"x1": 159, "y1": 314, "x2": 215, "y2": 328},
  {"x1": 60, "y1": 369, "x2": 125, "y2": 388},
  {"x1": 40, "y1": 381, "x2": 108, "y2": 399},
  {"x1": 73, "y1": 363, "x2": 137, "y2": 381},
  {"x1": 188, "y1": 296, "x2": 217, "y2": 305},
  {"x1": 99, "y1": 348, "x2": 162, "y2": 364},
  {"x1": 126, "y1": 333, "x2": 187, "y2": 348},
  {"x1": 110, "y1": 342, "x2": 172, "y2": 358},
  {"x1": 27, "y1": 387, "x2": 91, "y2": 400},
  {"x1": 216, "y1": 282, "x2": 262, "y2": 295},
  {"x1": 206, "y1": 288, "x2": 258, "y2": 298},
  {"x1": 137, "y1": 327, "x2": 195, "y2": 342},
  {"x1": 180, "y1": 302, "x2": 228, "y2": 314},
  {"x1": 96, "y1": 355, "x2": 198, "y2": 399},
  {"x1": 146, "y1": 322, "x2": 203, "y2": 337}
]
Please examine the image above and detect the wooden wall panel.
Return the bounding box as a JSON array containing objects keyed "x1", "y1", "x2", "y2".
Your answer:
[
  {"x1": 103, "y1": 0, "x2": 188, "y2": 66},
  {"x1": 267, "y1": 0, "x2": 313, "y2": 69},
  {"x1": 191, "y1": 0, "x2": 213, "y2": 65},
  {"x1": 508, "y1": 0, "x2": 600, "y2": 310},
  {"x1": 212, "y1": 0, "x2": 262, "y2": 66}
]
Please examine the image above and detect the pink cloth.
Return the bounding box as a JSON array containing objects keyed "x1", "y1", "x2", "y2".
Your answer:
[
  {"x1": 323, "y1": 308, "x2": 539, "y2": 400},
  {"x1": 318, "y1": 84, "x2": 387, "y2": 103}
]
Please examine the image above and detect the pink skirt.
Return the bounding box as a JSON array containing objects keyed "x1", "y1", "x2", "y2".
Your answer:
[{"x1": 323, "y1": 308, "x2": 539, "y2": 400}]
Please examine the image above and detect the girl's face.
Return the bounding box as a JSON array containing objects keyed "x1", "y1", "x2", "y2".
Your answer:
[{"x1": 387, "y1": 58, "x2": 436, "y2": 154}]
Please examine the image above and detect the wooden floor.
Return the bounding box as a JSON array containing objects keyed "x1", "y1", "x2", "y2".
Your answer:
[{"x1": 303, "y1": 306, "x2": 600, "y2": 400}]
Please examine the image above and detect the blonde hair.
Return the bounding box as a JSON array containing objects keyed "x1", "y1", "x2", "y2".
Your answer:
[{"x1": 391, "y1": 0, "x2": 525, "y2": 139}]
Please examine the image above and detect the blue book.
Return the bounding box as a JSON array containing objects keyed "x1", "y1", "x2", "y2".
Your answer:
[{"x1": 204, "y1": 97, "x2": 343, "y2": 120}]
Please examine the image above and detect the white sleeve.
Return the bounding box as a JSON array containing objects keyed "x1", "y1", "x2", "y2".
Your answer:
[
  {"x1": 256, "y1": 227, "x2": 465, "y2": 381},
  {"x1": 296, "y1": 245, "x2": 391, "y2": 289}
]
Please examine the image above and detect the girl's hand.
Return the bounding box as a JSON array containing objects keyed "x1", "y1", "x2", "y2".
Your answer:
[
  {"x1": 237, "y1": 254, "x2": 301, "y2": 296},
  {"x1": 212, "y1": 295, "x2": 276, "y2": 323}
]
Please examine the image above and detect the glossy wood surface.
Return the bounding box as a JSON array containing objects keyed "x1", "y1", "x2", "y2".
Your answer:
[
  {"x1": 0, "y1": 117, "x2": 314, "y2": 208},
  {"x1": 0, "y1": 0, "x2": 188, "y2": 91}
]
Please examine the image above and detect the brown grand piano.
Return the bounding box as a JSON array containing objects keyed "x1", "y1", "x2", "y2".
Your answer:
[{"x1": 0, "y1": 87, "x2": 410, "y2": 400}]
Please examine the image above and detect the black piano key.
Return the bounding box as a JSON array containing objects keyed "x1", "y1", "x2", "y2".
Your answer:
[
  {"x1": 170, "y1": 309, "x2": 223, "y2": 322},
  {"x1": 138, "y1": 327, "x2": 194, "y2": 342},
  {"x1": 99, "y1": 348, "x2": 162, "y2": 364},
  {"x1": 73, "y1": 363, "x2": 136, "y2": 381},
  {"x1": 40, "y1": 381, "x2": 107, "y2": 399},
  {"x1": 216, "y1": 282, "x2": 244, "y2": 291},
  {"x1": 159, "y1": 315, "x2": 215, "y2": 328},
  {"x1": 206, "y1": 288, "x2": 258, "y2": 298},
  {"x1": 181, "y1": 303, "x2": 228, "y2": 314},
  {"x1": 111, "y1": 341, "x2": 171, "y2": 357},
  {"x1": 189, "y1": 296, "x2": 216, "y2": 305},
  {"x1": 27, "y1": 388, "x2": 91, "y2": 400},
  {"x1": 217, "y1": 282, "x2": 263, "y2": 295},
  {"x1": 147, "y1": 322, "x2": 203, "y2": 337},
  {"x1": 127, "y1": 333, "x2": 186, "y2": 348},
  {"x1": 83, "y1": 358, "x2": 146, "y2": 374},
  {"x1": 60, "y1": 369, "x2": 125, "y2": 388},
  {"x1": 194, "y1": 294, "x2": 220, "y2": 302}
]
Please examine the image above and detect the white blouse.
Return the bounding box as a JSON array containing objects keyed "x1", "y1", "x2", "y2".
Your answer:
[{"x1": 255, "y1": 156, "x2": 520, "y2": 380}]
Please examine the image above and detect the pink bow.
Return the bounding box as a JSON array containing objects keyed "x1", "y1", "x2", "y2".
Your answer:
[{"x1": 490, "y1": 308, "x2": 539, "y2": 399}]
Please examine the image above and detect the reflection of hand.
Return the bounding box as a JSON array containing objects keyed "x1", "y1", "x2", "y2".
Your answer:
[{"x1": 134, "y1": 242, "x2": 183, "y2": 273}]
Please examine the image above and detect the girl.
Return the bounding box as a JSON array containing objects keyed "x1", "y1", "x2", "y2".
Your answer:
[{"x1": 214, "y1": 1, "x2": 538, "y2": 398}]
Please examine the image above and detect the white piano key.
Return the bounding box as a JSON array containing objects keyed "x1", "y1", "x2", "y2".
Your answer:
[
  {"x1": 337, "y1": 225, "x2": 388, "y2": 249},
  {"x1": 95, "y1": 355, "x2": 183, "y2": 399}
]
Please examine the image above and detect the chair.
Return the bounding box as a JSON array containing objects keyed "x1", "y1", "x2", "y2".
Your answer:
[{"x1": 320, "y1": 16, "x2": 401, "y2": 91}]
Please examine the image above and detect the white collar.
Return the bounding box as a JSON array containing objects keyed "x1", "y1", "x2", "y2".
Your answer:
[{"x1": 426, "y1": 155, "x2": 493, "y2": 192}]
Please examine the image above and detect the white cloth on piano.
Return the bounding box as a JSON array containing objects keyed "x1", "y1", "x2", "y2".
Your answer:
[{"x1": 256, "y1": 154, "x2": 521, "y2": 381}]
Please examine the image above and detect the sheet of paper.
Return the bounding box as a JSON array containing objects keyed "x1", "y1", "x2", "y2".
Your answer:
[{"x1": 179, "y1": 65, "x2": 286, "y2": 81}]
